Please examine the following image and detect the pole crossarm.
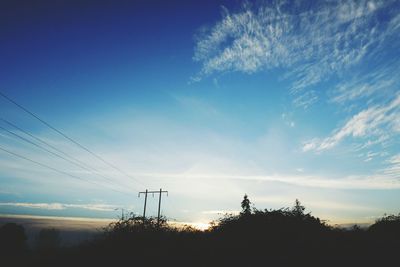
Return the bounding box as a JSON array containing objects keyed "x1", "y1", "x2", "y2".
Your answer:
[
  {"x1": 138, "y1": 188, "x2": 168, "y2": 225},
  {"x1": 139, "y1": 190, "x2": 168, "y2": 195}
]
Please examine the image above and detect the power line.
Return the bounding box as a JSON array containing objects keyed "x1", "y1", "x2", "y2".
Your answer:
[
  {"x1": 0, "y1": 126, "x2": 133, "y2": 193},
  {"x1": 0, "y1": 90, "x2": 146, "y2": 187},
  {"x1": 0, "y1": 118, "x2": 136, "y2": 192},
  {"x1": 0, "y1": 144, "x2": 132, "y2": 196},
  {"x1": 1, "y1": 117, "x2": 95, "y2": 167}
]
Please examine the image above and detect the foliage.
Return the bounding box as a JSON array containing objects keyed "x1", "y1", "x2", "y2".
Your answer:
[
  {"x1": 105, "y1": 213, "x2": 167, "y2": 233},
  {"x1": 212, "y1": 199, "x2": 328, "y2": 238},
  {"x1": 374, "y1": 213, "x2": 400, "y2": 224},
  {"x1": 292, "y1": 198, "x2": 306, "y2": 216},
  {"x1": 4, "y1": 198, "x2": 400, "y2": 267},
  {"x1": 36, "y1": 228, "x2": 61, "y2": 250},
  {"x1": 368, "y1": 213, "x2": 400, "y2": 241},
  {"x1": 240, "y1": 194, "x2": 251, "y2": 215}
]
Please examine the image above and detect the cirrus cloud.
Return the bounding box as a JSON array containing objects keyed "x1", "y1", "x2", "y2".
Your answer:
[
  {"x1": 193, "y1": 0, "x2": 398, "y2": 95},
  {"x1": 0, "y1": 202, "x2": 118, "y2": 212},
  {"x1": 303, "y1": 94, "x2": 400, "y2": 152}
]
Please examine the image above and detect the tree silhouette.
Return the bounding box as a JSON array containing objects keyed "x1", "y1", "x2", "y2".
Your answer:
[
  {"x1": 292, "y1": 199, "x2": 305, "y2": 217},
  {"x1": 240, "y1": 194, "x2": 251, "y2": 215}
]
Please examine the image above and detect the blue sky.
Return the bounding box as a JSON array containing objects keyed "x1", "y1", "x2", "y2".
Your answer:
[{"x1": 0, "y1": 0, "x2": 399, "y2": 226}]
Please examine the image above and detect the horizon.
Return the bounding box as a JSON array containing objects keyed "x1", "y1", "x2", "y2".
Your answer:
[
  {"x1": 0, "y1": 204, "x2": 378, "y2": 238},
  {"x1": 1, "y1": 0, "x2": 400, "y2": 229}
]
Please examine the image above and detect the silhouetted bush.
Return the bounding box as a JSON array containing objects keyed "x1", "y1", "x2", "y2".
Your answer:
[
  {"x1": 369, "y1": 213, "x2": 400, "y2": 236},
  {"x1": 208, "y1": 198, "x2": 332, "y2": 266},
  {"x1": 368, "y1": 213, "x2": 400, "y2": 252}
]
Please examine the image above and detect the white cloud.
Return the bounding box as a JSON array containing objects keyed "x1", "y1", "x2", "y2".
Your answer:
[
  {"x1": 329, "y1": 62, "x2": 400, "y2": 105},
  {"x1": 192, "y1": 0, "x2": 400, "y2": 175},
  {"x1": 303, "y1": 94, "x2": 400, "y2": 152},
  {"x1": 382, "y1": 154, "x2": 400, "y2": 177},
  {"x1": 292, "y1": 90, "x2": 318, "y2": 109},
  {"x1": 66, "y1": 203, "x2": 117, "y2": 212},
  {"x1": 193, "y1": 0, "x2": 399, "y2": 107},
  {"x1": 0, "y1": 202, "x2": 117, "y2": 212},
  {"x1": 0, "y1": 202, "x2": 65, "y2": 210},
  {"x1": 130, "y1": 172, "x2": 400, "y2": 190}
]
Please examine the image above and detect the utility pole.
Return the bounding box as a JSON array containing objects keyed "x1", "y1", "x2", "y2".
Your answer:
[
  {"x1": 138, "y1": 189, "x2": 148, "y2": 222},
  {"x1": 157, "y1": 188, "x2": 167, "y2": 226},
  {"x1": 114, "y1": 208, "x2": 125, "y2": 220},
  {"x1": 138, "y1": 188, "x2": 168, "y2": 226}
]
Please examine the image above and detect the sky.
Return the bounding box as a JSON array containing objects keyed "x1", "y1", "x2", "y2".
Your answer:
[{"x1": 0, "y1": 0, "x2": 399, "y2": 226}]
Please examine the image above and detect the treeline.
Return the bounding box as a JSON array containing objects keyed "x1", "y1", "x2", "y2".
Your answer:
[{"x1": 1, "y1": 196, "x2": 399, "y2": 267}]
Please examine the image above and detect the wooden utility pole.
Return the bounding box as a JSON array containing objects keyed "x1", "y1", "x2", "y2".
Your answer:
[
  {"x1": 157, "y1": 188, "x2": 167, "y2": 226},
  {"x1": 139, "y1": 188, "x2": 168, "y2": 225},
  {"x1": 139, "y1": 189, "x2": 148, "y2": 222}
]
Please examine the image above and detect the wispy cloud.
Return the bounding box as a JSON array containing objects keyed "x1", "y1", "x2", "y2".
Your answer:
[
  {"x1": 329, "y1": 68, "x2": 398, "y2": 105},
  {"x1": 131, "y1": 172, "x2": 400, "y2": 190},
  {"x1": 0, "y1": 202, "x2": 118, "y2": 211},
  {"x1": 192, "y1": 0, "x2": 400, "y2": 173},
  {"x1": 0, "y1": 202, "x2": 65, "y2": 210},
  {"x1": 193, "y1": 0, "x2": 399, "y2": 106},
  {"x1": 281, "y1": 113, "x2": 295, "y2": 127},
  {"x1": 382, "y1": 154, "x2": 400, "y2": 178},
  {"x1": 303, "y1": 94, "x2": 400, "y2": 152},
  {"x1": 292, "y1": 90, "x2": 318, "y2": 109}
]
